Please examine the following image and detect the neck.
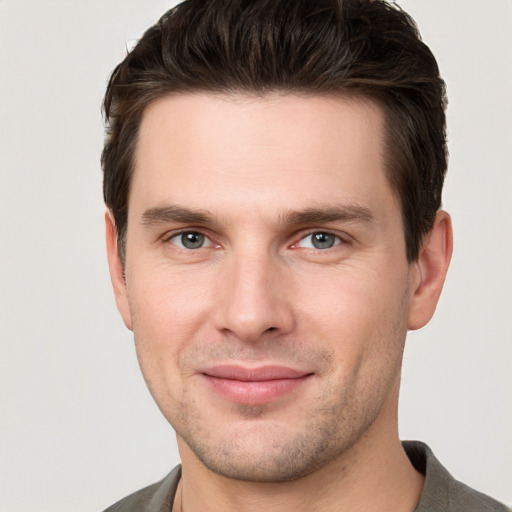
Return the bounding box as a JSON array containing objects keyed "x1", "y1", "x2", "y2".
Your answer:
[{"x1": 175, "y1": 411, "x2": 424, "y2": 512}]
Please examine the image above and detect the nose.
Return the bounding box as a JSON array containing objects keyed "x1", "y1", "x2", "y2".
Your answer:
[{"x1": 212, "y1": 251, "x2": 296, "y2": 342}]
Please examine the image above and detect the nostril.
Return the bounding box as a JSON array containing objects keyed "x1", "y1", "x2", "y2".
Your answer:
[{"x1": 265, "y1": 327, "x2": 277, "y2": 333}]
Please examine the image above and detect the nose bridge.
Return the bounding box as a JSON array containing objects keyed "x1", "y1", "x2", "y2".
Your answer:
[{"x1": 214, "y1": 245, "x2": 294, "y2": 341}]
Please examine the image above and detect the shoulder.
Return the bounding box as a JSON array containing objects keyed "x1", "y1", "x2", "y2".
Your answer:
[
  {"x1": 403, "y1": 441, "x2": 510, "y2": 512},
  {"x1": 102, "y1": 465, "x2": 181, "y2": 512}
]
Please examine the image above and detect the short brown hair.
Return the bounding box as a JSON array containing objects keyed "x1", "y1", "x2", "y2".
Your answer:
[{"x1": 102, "y1": 0, "x2": 447, "y2": 262}]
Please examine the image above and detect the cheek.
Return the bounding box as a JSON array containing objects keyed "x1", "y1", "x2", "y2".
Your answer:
[
  {"x1": 300, "y1": 270, "x2": 409, "y2": 414},
  {"x1": 127, "y1": 269, "x2": 214, "y2": 395},
  {"x1": 296, "y1": 265, "x2": 410, "y2": 359},
  {"x1": 129, "y1": 265, "x2": 214, "y2": 338}
]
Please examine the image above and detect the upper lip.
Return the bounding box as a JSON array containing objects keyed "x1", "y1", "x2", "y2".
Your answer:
[{"x1": 201, "y1": 365, "x2": 312, "y2": 381}]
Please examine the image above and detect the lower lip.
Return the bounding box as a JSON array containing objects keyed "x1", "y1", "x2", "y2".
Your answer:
[{"x1": 202, "y1": 375, "x2": 311, "y2": 405}]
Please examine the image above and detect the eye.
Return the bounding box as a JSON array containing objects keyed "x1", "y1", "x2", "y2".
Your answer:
[
  {"x1": 296, "y1": 232, "x2": 342, "y2": 250},
  {"x1": 169, "y1": 231, "x2": 212, "y2": 250}
]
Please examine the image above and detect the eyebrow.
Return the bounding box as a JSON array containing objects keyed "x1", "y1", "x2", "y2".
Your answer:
[
  {"x1": 280, "y1": 205, "x2": 374, "y2": 226},
  {"x1": 141, "y1": 203, "x2": 374, "y2": 229},
  {"x1": 141, "y1": 205, "x2": 216, "y2": 226}
]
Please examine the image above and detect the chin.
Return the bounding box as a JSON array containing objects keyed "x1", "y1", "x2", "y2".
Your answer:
[{"x1": 176, "y1": 411, "x2": 367, "y2": 483}]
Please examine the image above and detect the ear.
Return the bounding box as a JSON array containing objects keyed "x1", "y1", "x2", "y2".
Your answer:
[
  {"x1": 408, "y1": 210, "x2": 453, "y2": 330},
  {"x1": 105, "y1": 211, "x2": 133, "y2": 331}
]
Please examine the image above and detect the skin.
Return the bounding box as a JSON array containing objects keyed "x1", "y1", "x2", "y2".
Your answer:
[{"x1": 106, "y1": 93, "x2": 452, "y2": 512}]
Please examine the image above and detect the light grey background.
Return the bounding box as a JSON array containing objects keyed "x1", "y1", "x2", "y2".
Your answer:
[{"x1": 0, "y1": 1, "x2": 510, "y2": 510}]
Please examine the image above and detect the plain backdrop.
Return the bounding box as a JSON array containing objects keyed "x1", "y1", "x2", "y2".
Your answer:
[{"x1": 0, "y1": 1, "x2": 511, "y2": 510}]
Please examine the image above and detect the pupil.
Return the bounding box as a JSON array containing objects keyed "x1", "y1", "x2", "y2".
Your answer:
[
  {"x1": 312, "y1": 233, "x2": 335, "y2": 249},
  {"x1": 182, "y1": 232, "x2": 204, "y2": 249}
]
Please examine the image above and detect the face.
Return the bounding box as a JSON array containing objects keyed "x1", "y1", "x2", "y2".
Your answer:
[{"x1": 107, "y1": 93, "x2": 438, "y2": 482}]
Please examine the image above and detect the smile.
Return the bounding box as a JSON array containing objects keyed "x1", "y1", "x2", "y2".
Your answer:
[{"x1": 200, "y1": 365, "x2": 314, "y2": 405}]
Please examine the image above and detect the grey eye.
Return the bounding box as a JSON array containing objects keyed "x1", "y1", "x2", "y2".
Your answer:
[
  {"x1": 311, "y1": 232, "x2": 337, "y2": 249},
  {"x1": 296, "y1": 232, "x2": 341, "y2": 250},
  {"x1": 174, "y1": 232, "x2": 206, "y2": 249}
]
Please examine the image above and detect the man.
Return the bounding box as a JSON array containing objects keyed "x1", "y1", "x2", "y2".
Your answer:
[{"x1": 101, "y1": 0, "x2": 509, "y2": 511}]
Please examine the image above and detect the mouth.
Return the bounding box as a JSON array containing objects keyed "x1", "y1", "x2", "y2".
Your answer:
[{"x1": 199, "y1": 365, "x2": 314, "y2": 405}]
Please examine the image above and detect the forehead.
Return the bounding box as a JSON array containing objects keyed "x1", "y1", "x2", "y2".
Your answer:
[{"x1": 130, "y1": 92, "x2": 395, "y2": 220}]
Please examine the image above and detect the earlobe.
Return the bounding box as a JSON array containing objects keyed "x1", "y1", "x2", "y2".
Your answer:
[
  {"x1": 105, "y1": 211, "x2": 133, "y2": 331},
  {"x1": 408, "y1": 210, "x2": 453, "y2": 331}
]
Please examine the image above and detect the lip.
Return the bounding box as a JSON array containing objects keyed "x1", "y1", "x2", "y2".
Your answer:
[{"x1": 200, "y1": 365, "x2": 313, "y2": 405}]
